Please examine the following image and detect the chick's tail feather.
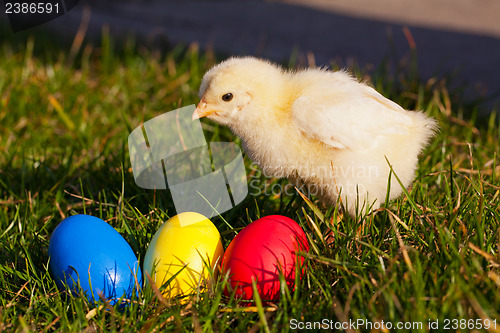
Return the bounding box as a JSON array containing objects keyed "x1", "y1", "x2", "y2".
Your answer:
[{"x1": 411, "y1": 111, "x2": 439, "y2": 153}]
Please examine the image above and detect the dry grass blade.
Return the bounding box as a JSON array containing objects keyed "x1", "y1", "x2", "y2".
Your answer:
[
  {"x1": 468, "y1": 297, "x2": 500, "y2": 333},
  {"x1": 487, "y1": 271, "x2": 500, "y2": 288},
  {"x1": 85, "y1": 305, "x2": 104, "y2": 321},
  {"x1": 332, "y1": 297, "x2": 358, "y2": 333},
  {"x1": 145, "y1": 271, "x2": 169, "y2": 307},
  {"x1": 468, "y1": 243, "x2": 500, "y2": 267},
  {"x1": 302, "y1": 207, "x2": 325, "y2": 245},
  {"x1": 191, "y1": 308, "x2": 202, "y2": 333},
  {"x1": 5, "y1": 281, "x2": 29, "y2": 308},
  {"x1": 219, "y1": 306, "x2": 277, "y2": 313},
  {"x1": 385, "y1": 208, "x2": 410, "y2": 231},
  {"x1": 68, "y1": 5, "x2": 91, "y2": 63},
  {"x1": 387, "y1": 210, "x2": 415, "y2": 273}
]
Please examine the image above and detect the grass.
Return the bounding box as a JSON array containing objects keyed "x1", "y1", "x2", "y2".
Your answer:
[{"x1": 1, "y1": 23, "x2": 499, "y2": 332}]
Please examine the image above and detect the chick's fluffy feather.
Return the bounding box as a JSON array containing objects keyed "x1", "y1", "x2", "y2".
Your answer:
[{"x1": 196, "y1": 57, "x2": 437, "y2": 216}]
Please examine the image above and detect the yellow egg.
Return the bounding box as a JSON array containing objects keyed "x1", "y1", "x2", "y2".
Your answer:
[{"x1": 143, "y1": 212, "x2": 224, "y2": 299}]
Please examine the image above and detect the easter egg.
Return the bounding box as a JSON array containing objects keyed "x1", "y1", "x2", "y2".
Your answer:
[
  {"x1": 48, "y1": 214, "x2": 142, "y2": 305},
  {"x1": 143, "y1": 212, "x2": 224, "y2": 299},
  {"x1": 221, "y1": 215, "x2": 309, "y2": 302}
]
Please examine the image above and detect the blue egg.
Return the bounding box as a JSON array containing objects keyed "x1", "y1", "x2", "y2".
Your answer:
[{"x1": 49, "y1": 214, "x2": 142, "y2": 305}]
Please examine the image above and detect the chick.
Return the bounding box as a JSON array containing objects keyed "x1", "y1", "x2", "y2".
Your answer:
[{"x1": 193, "y1": 57, "x2": 437, "y2": 217}]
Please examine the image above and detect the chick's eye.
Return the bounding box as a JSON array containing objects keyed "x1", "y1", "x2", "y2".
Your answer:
[{"x1": 222, "y1": 93, "x2": 233, "y2": 102}]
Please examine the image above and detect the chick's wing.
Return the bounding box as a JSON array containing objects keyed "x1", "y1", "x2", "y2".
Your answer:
[{"x1": 291, "y1": 84, "x2": 414, "y2": 151}]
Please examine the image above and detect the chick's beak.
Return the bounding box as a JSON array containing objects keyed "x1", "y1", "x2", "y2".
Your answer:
[{"x1": 192, "y1": 100, "x2": 218, "y2": 120}]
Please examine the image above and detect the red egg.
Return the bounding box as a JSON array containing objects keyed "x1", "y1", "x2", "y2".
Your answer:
[{"x1": 221, "y1": 215, "x2": 309, "y2": 302}]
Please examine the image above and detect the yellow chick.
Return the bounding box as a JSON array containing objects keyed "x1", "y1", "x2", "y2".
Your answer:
[{"x1": 193, "y1": 57, "x2": 437, "y2": 217}]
